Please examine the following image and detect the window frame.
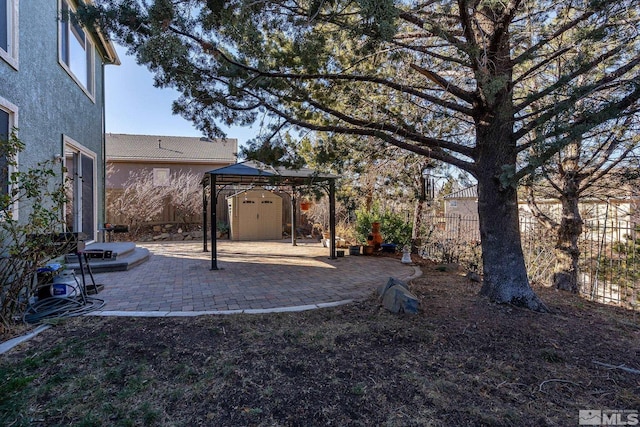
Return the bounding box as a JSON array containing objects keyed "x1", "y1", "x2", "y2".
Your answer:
[
  {"x1": 0, "y1": 95, "x2": 19, "y2": 220},
  {"x1": 58, "y1": 0, "x2": 96, "y2": 100},
  {"x1": 0, "y1": 0, "x2": 19, "y2": 69},
  {"x1": 63, "y1": 136, "x2": 97, "y2": 241},
  {"x1": 153, "y1": 168, "x2": 171, "y2": 187}
]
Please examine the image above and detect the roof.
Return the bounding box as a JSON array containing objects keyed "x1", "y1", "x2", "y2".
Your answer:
[
  {"x1": 85, "y1": 0, "x2": 120, "y2": 65},
  {"x1": 205, "y1": 161, "x2": 339, "y2": 186},
  {"x1": 106, "y1": 133, "x2": 238, "y2": 164},
  {"x1": 444, "y1": 185, "x2": 478, "y2": 199}
]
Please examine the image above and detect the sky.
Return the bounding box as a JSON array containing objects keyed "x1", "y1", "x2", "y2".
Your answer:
[{"x1": 104, "y1": 45, "x2": 255, "y2": 148}]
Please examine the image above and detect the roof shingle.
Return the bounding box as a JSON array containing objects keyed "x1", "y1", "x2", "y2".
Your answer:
[
  {"x1": 106, "y1": 133, "x2": 238, "y2": 163},
  {"x1": 444, "y1": 185, "x2": 478, "y2": 199}
]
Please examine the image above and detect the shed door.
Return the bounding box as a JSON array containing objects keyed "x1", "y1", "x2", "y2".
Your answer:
[
  {"x1": 258, "y1": 199, "x2": 279, "y2": 239},
  {"x1": 240, "y1": 198, "x2": 261, "y2": 239},
  {"x1": 236, "y1": 195, "x2": 281, "y2": 240}
]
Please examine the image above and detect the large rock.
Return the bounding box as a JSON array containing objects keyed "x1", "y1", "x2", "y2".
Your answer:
[
  {"x1": 379, "y1": 277, "x2": 419, "y2": 314},
  {"x1": 377, "y1": 277, "x2": 407, "y2": 297}
]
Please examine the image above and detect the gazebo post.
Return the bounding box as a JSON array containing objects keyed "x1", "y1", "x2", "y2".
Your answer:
[
  {"x1": 202, "y1": 177, "x2": 208, "y2": 252},
  {"x1": 210, "y1": 174, "x2": 219, "y2": 270},
  {"x1": 291, "y1": 186, "x2": 297, "y2": 246},
  {"x1": 329, "y1": 179, "x2": 336, "y2": 259}
]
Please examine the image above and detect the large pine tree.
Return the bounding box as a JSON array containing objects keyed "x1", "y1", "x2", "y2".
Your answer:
[{"x1": 81, "y1": 0, "x2": 640, "y2": 311}]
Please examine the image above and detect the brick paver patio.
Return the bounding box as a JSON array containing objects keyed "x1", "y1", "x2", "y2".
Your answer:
[{"x1": 89, "y1": 240, "x2": 420, "y2": 314}]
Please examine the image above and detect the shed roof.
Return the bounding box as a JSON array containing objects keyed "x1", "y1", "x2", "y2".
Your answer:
[{"x1": 106, "y1": 133, "x2": 238, "y2": 163}]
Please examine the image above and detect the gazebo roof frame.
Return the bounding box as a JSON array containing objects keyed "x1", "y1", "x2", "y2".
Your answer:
[
  {"x1": 202, "y1": 160, "x2": 339, "y2": 270},
  {"x1": 203, "y1": 160, "x2": 338, "y2": 186}
]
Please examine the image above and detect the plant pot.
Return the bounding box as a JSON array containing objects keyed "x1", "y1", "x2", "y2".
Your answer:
[
  {"x1": 362, "y1": 245, "x2": 374, "y2": 255},
  {"x1": 336, "y1": 250, "x2": 345, "y2": 257},
  {"x1": 370, "y1": 222, "x2": 383, "y2": 250},
  {"x1": 349, "y1": 245, "x2": 361, "y2": 256},
  {"x1": 381, "y1": 243, "x2": 396, "y2": 253}
]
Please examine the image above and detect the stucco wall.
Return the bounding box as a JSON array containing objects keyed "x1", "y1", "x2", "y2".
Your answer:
[
  {"x1": 444, "y1": 199, "x2": 479, "y2": 219},
  {"x1": 0, "y1": 1, "x2": 112, "y2": 230},
  {"x1": 106, "y1": 161, "x2": 230, "y2": 189}
]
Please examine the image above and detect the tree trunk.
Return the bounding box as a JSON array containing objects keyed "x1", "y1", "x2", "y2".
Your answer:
[
  {"x1": 411, "y1": 197, "x2": 425, "y2": 253},
  {"x1": 477, "y1": 174, "x2": 548, "y2": 312},
  {"x1": 553, "y1": 170, "x2": 583, "y2": 292},
  {"x1": 472, "y1": 6, "x2": 547, "y2": 312},
  {"x1": 473, "y1": 74, "x2": 547, "y2": 311},
  {"x1": 553, "y1": 198, "x2": 582, "y2": 292},
  {"x1": 475, "y1": 124, "x2": 548, "y2": 312}
]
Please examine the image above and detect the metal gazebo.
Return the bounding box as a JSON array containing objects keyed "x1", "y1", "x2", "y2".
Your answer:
[{"x1": 202, "y1": 161, "x2": 339, "y2": 270}]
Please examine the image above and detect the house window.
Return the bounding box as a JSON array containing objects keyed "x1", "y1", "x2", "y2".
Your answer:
[
  {"x1": 153, "y1": 168, "x2": 170, "y2": 186},
  {"x1": 0, "y1": 0, "x2": 18, "y2": 69},
  {"x1": 59, "y1": 0, "x2": 95, "y2": 97},
  {"x1": 449, "y1": 200, "x2": 458, "y2": 207},
  {"x1": 0, "y1": 99, "x2": 17, "y2": 202},
  {"x1": 0, "y1": 108, "x2": 10, "y2": 198}
]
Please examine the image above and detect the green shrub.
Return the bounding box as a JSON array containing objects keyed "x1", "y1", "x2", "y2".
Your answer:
[
  {"x1": 380, "y1": 211, "x2": 412, "y2": 247},
  {"x1": 354, "y1": 206, "x2": 380, "y2": 244},
  {"x1": 0, "y1": 131, "x2": 68, "y2": 329},
  {"x1": 355, "y1": 203, "x2": 412, "y2": 247}
]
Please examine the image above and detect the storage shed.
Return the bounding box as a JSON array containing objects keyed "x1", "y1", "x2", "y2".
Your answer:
[{"x1": 227, "y1": 187, "x2": 283, "y2": 241}]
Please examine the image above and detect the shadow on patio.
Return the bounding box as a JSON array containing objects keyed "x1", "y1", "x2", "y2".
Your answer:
[{"x1": 89, "y1": 240, "x2": 420, "y2": 314}]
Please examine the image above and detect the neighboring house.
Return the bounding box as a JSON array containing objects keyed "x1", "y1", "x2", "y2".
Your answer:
[
  {"x1": 105, "y1": 133, "x2": 238, "y2": 224},
  {"x1": 0, "y1": 0, "x2": 119, "y2": 241},
  {"x1": 519, "y1": 196, "x2": 637, "y2": 243},
  {"x1": 442, "y1": 184, "x2": 637, "y2": 242},
  {"x1": 443, "y1": 185, "x2": 479, "y2": 220},
  {"x1": 441, "y1": 185, "x2": 480, "y2": 240}
]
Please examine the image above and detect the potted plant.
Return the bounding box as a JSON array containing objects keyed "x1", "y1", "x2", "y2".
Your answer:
[
  {"x1": 300, "y1": 199, "x2": 311, "y2": 212},
  {"x1": 348, "y1": 244, "x2": 361, "y2": 255},
  {"x1": 216, "y1": 221, "x2": 229, "y2": 238}
]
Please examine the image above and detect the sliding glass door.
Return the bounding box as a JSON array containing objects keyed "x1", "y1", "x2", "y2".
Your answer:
[{"x1": 64, "y1": 138, "x2": 96, "y2": 241}]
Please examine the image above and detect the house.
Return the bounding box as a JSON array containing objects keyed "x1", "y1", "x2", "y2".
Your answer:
[
  {"x1": 0, "y1": 0, "x2": 119, "y2": 241},
  {"x1": 440, "y1": 185, "x2": 481, "y2": 240},
  {"x1": 442, "y1": 184, "x2": 637, "y2": 242},
  {"x1": 443, "y1": 185, "x2": 479, "y2": 220},
  {"x1": 105, "y1": 133, "x2": 238, "y2": 224},
  {"x1": 519, "y1": 195, "x2": 637, "y2": 243}
]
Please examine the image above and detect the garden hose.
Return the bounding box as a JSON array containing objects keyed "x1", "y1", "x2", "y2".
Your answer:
[{"x1": 23, "y1": 295, "x2": 105, "y2": 324}]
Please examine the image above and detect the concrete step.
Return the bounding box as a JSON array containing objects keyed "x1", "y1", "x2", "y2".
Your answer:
[{"x1": 65, "y1": 242, "x2": 150, "y2": 273}]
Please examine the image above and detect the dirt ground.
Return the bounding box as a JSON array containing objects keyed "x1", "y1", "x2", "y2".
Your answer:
[{"x1": 1, "y1": 260, "x2": 639, "y2": 426}]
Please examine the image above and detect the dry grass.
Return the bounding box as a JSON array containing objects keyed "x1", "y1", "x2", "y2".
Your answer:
[{"x1": 1, "y1": 263, "x2": 639, "y2": 426}]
